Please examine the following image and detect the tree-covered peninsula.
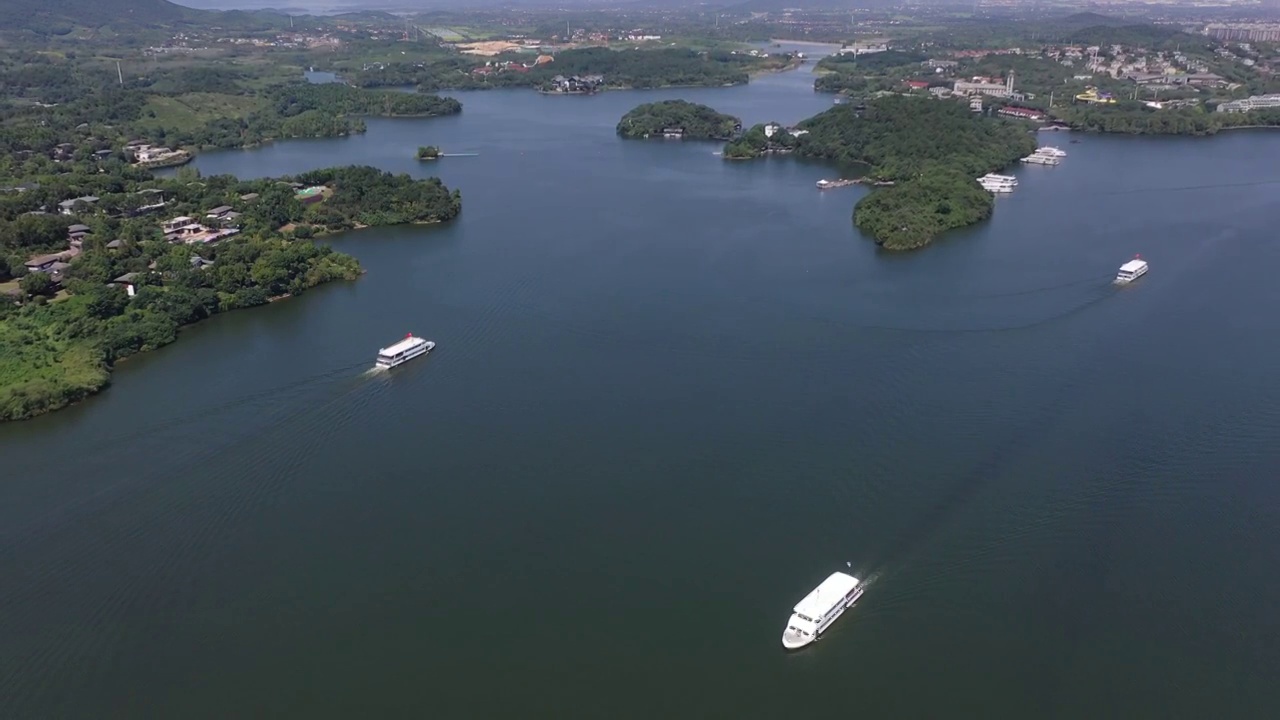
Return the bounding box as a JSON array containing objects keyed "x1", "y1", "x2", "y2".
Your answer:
[
  {"x1": 617, "y1": 100, "x2": 741, "y2": 140},
  {"x1": 724, "y1": 96, "x2": 1035, "y2": 250},
  {"x1": 0, "y1": 165, "x2": 461, "y2": 421}
]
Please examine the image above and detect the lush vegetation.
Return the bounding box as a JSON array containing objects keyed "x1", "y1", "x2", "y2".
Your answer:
[
  {"x1": 0, "y1": 165, "x2": 460, "y2": 420},
  {"x1": 794, "y1": 98, "x2": 1033, "y2": 248},
  {"x1": 1059, "y1": 105, "x2": 1280, "y2": 135},
  {"x1": 722, "y1": 122, "x2": 798, "y2": 159},
  {"x1": 794, "y1": 97, "x2": 1036, "y2": 182},
  {"x1": 816, "y1": 50, "x2": 928, "y2": 75},
  {"x1": 417, "y1": 146, "x2": 441, "y2": 160},
  {"x1": 0, "y1": 238, "x2": 359, "y2": 421},
  {"x1": 350, "y1": 47, "x2": 793, "y2": 93},
  {"x1": 0, "y1": 54, "x2": 461, "y2": 158},
  {"x1": 291, "y1": 166, "x2": 460, "y2": 229},
  {"x1": 853, "y1": 169, "x2": 993, "y2": 251},
  {"x1": 721, "y1": 97, "x2": 1034, "y2": 249},
  {"x1": 616, "y1": 100, "x2": 741, "y2": 140}
]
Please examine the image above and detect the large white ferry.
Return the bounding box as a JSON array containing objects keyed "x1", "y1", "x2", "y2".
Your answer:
[
  {"x1": 978, "y1": 173, "x2": 1017, "y2": 193},
  {"x1": 1037, "y1": 146, "x2": 1067, "y2": 158},
  {"x1": 1114, "y1": 256, "x2": 1149, "y2": 285},
  {"x1": 375, "y1": 334, "x2": 435, "y2": 369},
  {"x1": 1020, "y1": 152, "x2": 1061, "y2": 165},
  {"x1": 781, "y1": 571, "x2": 864, "y2": 650}
]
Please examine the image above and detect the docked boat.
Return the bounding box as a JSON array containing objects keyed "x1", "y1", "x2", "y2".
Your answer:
[
  {"x1": 781, "y1": 571, "x2": 864, "y2": 650},
  {"x1": 1021, "y1": 152, "x2": 1060, "y2": 165},
  {"x1": 1037, "y1": 146, "x2": 1067, "y2": 158},
  {"x1": 1114, "y1": 256, "x2": 1149, "y2": 285},
  {"x1": 977, "y1": 173, "x2": 1017, "y2": 193},
  {"x1": 375, "y1": 333, "x2": 435, "y2": 369}
]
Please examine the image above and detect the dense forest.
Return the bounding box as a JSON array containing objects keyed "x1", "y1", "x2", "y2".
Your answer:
[
  {"x1": 0, "y1": 238, "x2": 359, "y2": 421},
  {"x1": 616, "y1": 100, "x2": 741, "y2": 140},
  {"x1": 722, "y1": 122, "x2": 799, "y2": 159},
  {"x1": 1058, "y1": 104, "x2": 1280, "y2": 135},
  {"x1": 852, "y1": 169, "x2": 993, "y2": 251},
  {"x1": 794, "y1": 97, "x2": 1036, "y2": 181},
  {"x1": 794, "y1": 98, "x2": 1033, "y2": 248},
  {"x1": 720, "y1": 97, "x2": 1034, "y2": 249},
  {"x1": 350, "y1": 47, "x2": 791, "y2": 92},
  {"x1": 0, "y1": 165, "x2": 461, "y2": 420}
]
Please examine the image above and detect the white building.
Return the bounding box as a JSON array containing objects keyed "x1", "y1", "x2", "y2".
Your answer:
[{"x1": 1217, "y1": 94, "x2": 1280, "y2": 113}]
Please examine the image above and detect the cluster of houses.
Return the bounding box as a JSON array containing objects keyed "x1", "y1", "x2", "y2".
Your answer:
[
  {"x1": 546, "y1": 74, "x2": 605, "y2": 93},
  {"x1": 160, "y1": 206, "x2": 242, "y2": 245},
  {"x1": 125, "y1": 142, "x2": 192, "y2": 169},
  {"x1": 17, "y1": 198, "x2": 247, "y2": 296}
]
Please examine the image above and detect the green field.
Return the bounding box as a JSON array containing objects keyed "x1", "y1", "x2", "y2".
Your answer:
[{"x1": 139, "y1": 93, "x2": 263, "y2": 131}]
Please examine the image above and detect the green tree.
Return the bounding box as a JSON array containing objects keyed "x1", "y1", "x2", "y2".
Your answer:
[{"x1": 19, "y1": 271, "x2": 53, "y2": 298}]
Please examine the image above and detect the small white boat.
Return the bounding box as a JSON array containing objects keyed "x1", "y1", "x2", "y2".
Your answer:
[
  {"x1": 375, "y1": 333, "x2": 435, "y2": 369},
  {"x1": 1037, "y1": 146, "x2": 1067, "y2": 157},
  {"x1": 781, "y1": 571, "x2": 864, "y2": 650},
  {"x1": 1114, "y1": 256, "x2": 1149, "y2": 285}
]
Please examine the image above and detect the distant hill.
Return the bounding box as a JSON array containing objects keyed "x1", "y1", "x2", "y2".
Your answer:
[
  {"x1": 0, "y1": 0, "x2": 300, "y2": 35},
  {"x1": 0, "y1": 0, "x2": 198, "y2": 34}
]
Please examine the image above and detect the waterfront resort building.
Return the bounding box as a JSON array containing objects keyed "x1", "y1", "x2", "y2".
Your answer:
[{"x1": 1217, "y1": 94, "x2": 1280, "y2": 113}]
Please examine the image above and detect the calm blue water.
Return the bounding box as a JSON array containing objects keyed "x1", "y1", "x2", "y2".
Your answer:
[{"x1": 4, "y1": 55, "x2": 1280, "y2": 718}]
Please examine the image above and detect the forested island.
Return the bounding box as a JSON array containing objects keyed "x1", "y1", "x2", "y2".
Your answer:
[
  {"x1": 0, "y1": 166, "x2": 461, "y2": 421},
  {"x1": 417, "y1": 146, "x2": 441, "y2": 160},
  {"x1": 616, "y1": 101, "x2": 741, "y2": 140},
  {"x1": 723, "y1": 97, "x2": 1035, "y2": 250}
]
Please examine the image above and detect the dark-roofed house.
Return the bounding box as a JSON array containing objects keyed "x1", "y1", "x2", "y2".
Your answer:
[
  {"x1": 25, "y1": 253, "x2": 64, "y2": 273},
  {"x1": 68, "y1": 224, "x2": 91, "y2": 244},
  {"x1": 57, "y1": 196, "x2": 99, "y2": 216},
  {"x1": 106, "y1": 239, "x2": 125, "y2": 250},
  {"x1": 111, "y1": 272, "x2": 142, "y2": 297},
  {"x1": 190, "y1": 255, "x2": 214, "y2": 269},
  {"x1": 206, "y1": 205, "x2": 234, "y2": 219}
]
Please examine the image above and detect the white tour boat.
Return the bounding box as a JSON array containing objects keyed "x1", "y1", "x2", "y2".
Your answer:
[
  {"x1": 1114, "y1": 256, "x2": 1149, "y2": 285},
  {"x1": 1020, "y1": 152, "x2": 1061, "y2": 165},
  {"x1": 375, "y1": 333, "x2": 435, "y2": 369},
  {"x1": 781, "y1": 571, "x2": 864, "y2": 650},
  {"x1": 978, "y1": 174, "x2": 1017, "y2": 193},
  {"x1": 1036, "y1": 146, "x2": 1067, "y2": 158}
]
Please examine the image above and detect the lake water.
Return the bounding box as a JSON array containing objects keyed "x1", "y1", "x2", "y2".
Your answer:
[{"x1": 5, "y1": 56, "x2": 1280, "y2": 718}]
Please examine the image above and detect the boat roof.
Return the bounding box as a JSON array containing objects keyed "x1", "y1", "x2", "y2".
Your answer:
[
  {"x1": 1120, "y1": 258, "x2": 1148, "y2": 272},
  {"x1": 793, "y1": 572, "x2": 859, "y2": 617},
  {"x1": 379, "y1": 335, "x2": 427, "y2": 355}
]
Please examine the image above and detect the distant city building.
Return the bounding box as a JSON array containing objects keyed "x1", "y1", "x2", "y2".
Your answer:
[
  {"x1": 954, "y1": 72, "x2": 1015, "y2": 98},
  {"x1": 1217, "y1": 94, "x2": 1280, "y2": 113},
  {"x1": 1206, "y1": 23, "x2": 1280, "y2": 43}
]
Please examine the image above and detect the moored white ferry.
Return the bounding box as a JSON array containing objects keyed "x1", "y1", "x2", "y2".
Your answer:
[
  {"x1": 978, "y1": 173, "x2": 1017, "y2": 193},
  {"x1": 1114, "y1": 256, "x2": 1149, "y2": 285},
  {"x1": 1037, "y1": 146, "x2": 1067, "y2": 158},
  {"x1": 781, "y1": 571, "x2": 864, "y2": 650},
  {"x1": 375, "y1": 333, "x2": 435, "y2": 369}
]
